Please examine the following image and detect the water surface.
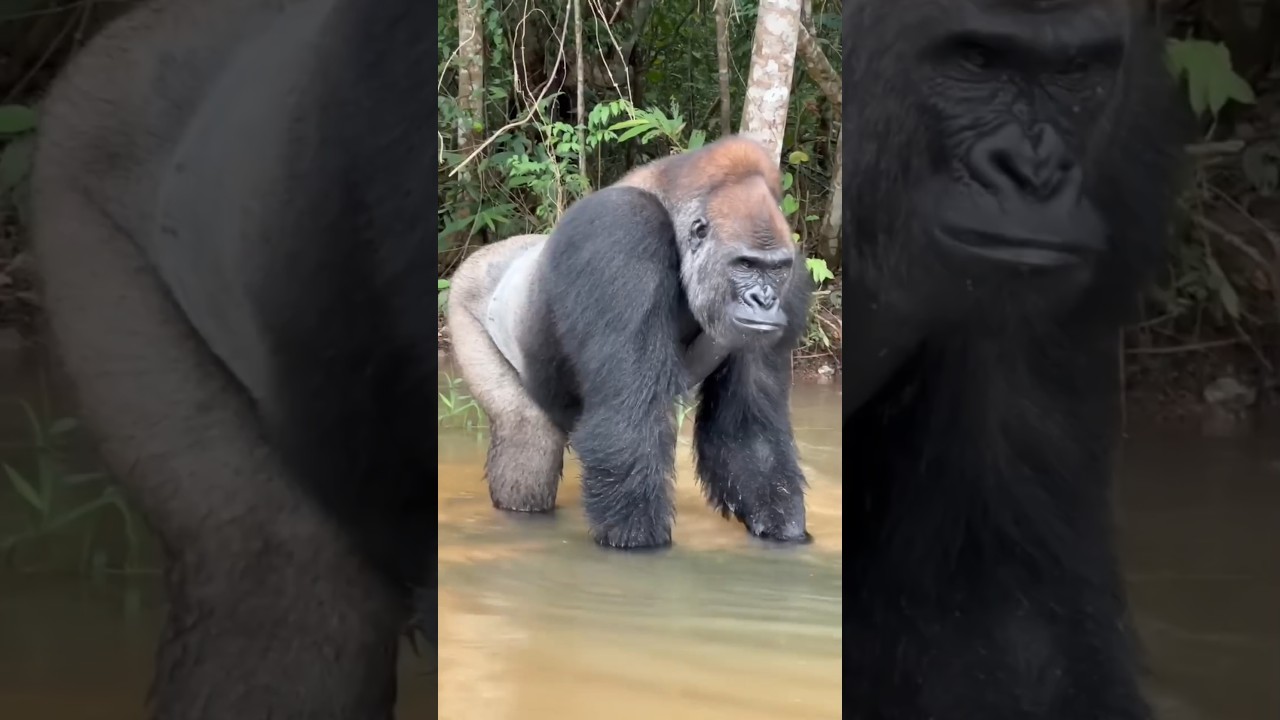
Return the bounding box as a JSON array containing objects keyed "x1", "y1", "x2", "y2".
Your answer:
[
  {"x1": 1, "y1": 346, "x2": 1277, "y2": 719},
  {"x1": 437, "y1": 380, "x2": 844, "y2": 720}
]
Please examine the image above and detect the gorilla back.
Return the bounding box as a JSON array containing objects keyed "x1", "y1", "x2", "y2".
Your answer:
[
  {"x1": 449, "y1": 137, "x2": 814, "y2": 550},
  {"x1": 31, "y1": 0, "x2": 433, "y2": 716}
]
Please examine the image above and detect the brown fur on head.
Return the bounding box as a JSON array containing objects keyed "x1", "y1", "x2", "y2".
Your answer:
[
  {"x1": 616, "y1": 135, "x2": 799, "y2": 344},
  {"x1": 616, "y1": 135, "x2": 783, "y2": 204}
]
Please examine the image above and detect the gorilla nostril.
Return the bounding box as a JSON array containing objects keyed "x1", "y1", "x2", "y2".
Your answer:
[
  {"x1": 745, "y1": 286, "x2": 778, "y2": 310},
  {"x1": 969, "y1": 123, "x2": 1076, "y2": 202}
]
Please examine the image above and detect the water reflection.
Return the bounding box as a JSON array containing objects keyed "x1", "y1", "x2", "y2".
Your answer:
[{"x1": 437, "y1": 379, "x2": 844, "y2": 720}]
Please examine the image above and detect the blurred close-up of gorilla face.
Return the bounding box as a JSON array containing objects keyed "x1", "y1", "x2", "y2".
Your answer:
[{"x1": 848, "y1": 0, "x2": 1180, "y2": 326}]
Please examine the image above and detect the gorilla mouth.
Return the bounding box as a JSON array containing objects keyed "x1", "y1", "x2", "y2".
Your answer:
[
  {"x1": 734, "y1": 316, "x2": 786, "y2": 332},
  {"x1": 939, "y1": 226, "x2": 1099, "y2": 268}
]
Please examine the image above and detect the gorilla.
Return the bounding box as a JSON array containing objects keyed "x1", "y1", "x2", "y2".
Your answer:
[
  {"x1": 841, "y1": 1, "x2": 1187, "y2": 718},
  {"x1": 30, "y1": 0, "x2": 433, "y2": 716},
  {"x1": 448, "y1": 136, "x2": 814, "y2": 549}
]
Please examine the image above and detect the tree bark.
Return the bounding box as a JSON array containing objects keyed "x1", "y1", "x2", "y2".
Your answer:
[
  {"x1": 574, "y1": 0, "x2": 586, "y2": 174},
  {"x1": 796, "y1": 20, "x2": 840, "y2": 116},
  {"x1": 738, "y1": 0, "x2": 802, "y2": 163},
  {"x1": 715, "y1": 0, "x2": 733, "y2": 136},
  {"x1": 456, "y1": 0, "x2": 485, "y2": 152},
  {"x1": 820, "y1": 125, "x2": 843, "y2": 266}
]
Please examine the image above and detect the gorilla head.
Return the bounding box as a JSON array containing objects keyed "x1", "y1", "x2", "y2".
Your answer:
[
  {"x1": 848, "y1": 0, "x2": 1182, "y2": 329},
  {"x1": 618, "y1": 137, "x2": 803, "y2": 346}
]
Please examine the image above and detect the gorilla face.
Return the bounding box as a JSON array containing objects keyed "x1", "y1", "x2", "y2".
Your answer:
[
  {"x1": 844, "y1": 0, "x2": 1180, "y2": 330},
  {"x1": 673, "y1": 173, "x2": 798, "y2": 345},
  {"x1": 915, "y1": 4, "x2": 1130, "y2": 300}
]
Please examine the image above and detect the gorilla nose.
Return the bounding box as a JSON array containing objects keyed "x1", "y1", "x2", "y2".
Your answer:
[
  {"x1": 744, "y1": 286, "x2": 778, "y2": 311},
  {"x1": 970, "y1": 123, "x2": 1078, "y2": 204},
  {"x1": 734, "y1": 285, "x2": 785, "y2": 332}
]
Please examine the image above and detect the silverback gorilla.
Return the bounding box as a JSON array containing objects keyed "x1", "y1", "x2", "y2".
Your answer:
[
  {"x1": 842, "y1": 1, "x2": 1186, "y2": 718},
  {"x1": 449, "y1": 137, "x2": 814, "y2": 548},
  {"x1": 30, "y1": 0, "x2": 431, "y2": 716}
]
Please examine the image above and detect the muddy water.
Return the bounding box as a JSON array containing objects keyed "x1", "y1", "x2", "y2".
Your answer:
[
  {"x1": 437, "y1": 379, "x2": 844, "y2": 720},
  {"x1": 1, "y1": 344, "x2": 1278, "y2": 719}
]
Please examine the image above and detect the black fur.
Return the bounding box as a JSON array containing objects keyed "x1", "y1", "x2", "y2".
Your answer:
[
  {"x1": 254, "y1": 0, "x2": 436, "y2": 595},
  {"x1": 519, "y1": 186, "x2": 812, "y2": 547},
  {"x1": 30, "y1": 0, "x2": 436, "y2": 715},
  {"x1": 842, "y1": 1, "x2": 1186, "y2": 718}
]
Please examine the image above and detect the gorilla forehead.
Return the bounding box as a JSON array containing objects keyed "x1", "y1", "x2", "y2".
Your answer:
[
  {"x1": 886, "y1": 0, "x2": 1129, "y2": 53},
  {"x1": 703, "y1": 176, "x2": 790, "y2": 251}
]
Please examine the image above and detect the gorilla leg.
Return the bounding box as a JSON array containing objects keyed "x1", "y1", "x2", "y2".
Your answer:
[
  {"x1": 447, "y1": 235, "x2": 566, "y2": 512},
  {"x1": 31, "y1": 168, "x2": 404, "y2": 720}
]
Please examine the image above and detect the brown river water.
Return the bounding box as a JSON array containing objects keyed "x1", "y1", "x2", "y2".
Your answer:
[{"x1": 0, "y1": 347, "x2": 1276, "y2": 719}]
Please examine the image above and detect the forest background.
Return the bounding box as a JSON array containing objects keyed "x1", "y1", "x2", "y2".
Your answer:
[{"x1": 0, "y1": 0, "x2": 1275, "y2": 423}]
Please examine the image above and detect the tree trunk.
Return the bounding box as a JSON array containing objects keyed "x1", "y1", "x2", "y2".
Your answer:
[
  {"x1": 738, "y1": 0, "x2": 801, "y2": 163},
  {"x1": 795, "y1": 20, "x2": 840, "y2": 116},
  {"x1": 456, "y1": 0, "x2": 485, "y2": 152},
  {"x1": 715, "y1": 0, "x2": 733, "y2": 136},
  {"x1": 820, "y1": 125, "x2": 843, "y2": 267},
  {"x1": 575, "y1": 0, "x2": 587, "y2": 174}
]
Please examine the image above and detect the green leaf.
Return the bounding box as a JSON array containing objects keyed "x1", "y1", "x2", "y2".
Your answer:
[
  {"x1": 0, "y1": 134, "x2": 35, "y2": 194},
  {"x1": 1165, "y1": 39, "x2": 1256, "y2": 119},
  {"x1": 48, "y1": 417, "x2": 79, "y2": 435},
  {"x1": 61, "y1": 472, "x2": 108, "y2": 486},
  {"x1": 615, "y1": 125, "x2": 652, "y2": 143},
  {"x1": 0, "y1": 105, "x2": 37, "y2": 135},
  {"x1": 805, "y1": 257, "x2": 834, "y2": 284},
  {"x1": 687, "y1": 129, "x2": 707, "y2": 150},
  {"x1": 1204, "y1": 253, "x2": 1241, "y2": 319},
  {"x1": 438, "y1": 278, "x2": 451, "y2": 290},
  {"x1": 3, "y1": 463, "x2": 45, "y2": 512},
  {"x1": 608, "y1": 118, "x2": 651, "y2": 131},
  {"x1": 781, "y1": 172, "x2": 794, "y2": 192},
  {"x1": 781, "y1": 195, "x2": 800, "y2": 217},
  {"x1": 788, "y1": 150, "x2": 810, "y2": 165}
]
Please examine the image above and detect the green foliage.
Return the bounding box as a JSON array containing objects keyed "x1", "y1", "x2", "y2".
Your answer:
[
  {"x1": 438, "y1": 278, "x2": 451, "y2": 315},
  {"x1": 1166, "y1": 38, "x2": 1255, "y2": 120},
  {"x1": 0, "y1": 102, "x2": 36, "y2": 225},
  {"x1": 0, "y1": 384, "x2": 144, "y2": 575},
  {"x1": 438, "y1": 373, "x2": 487, "y2": 430},
  {"x1": 806, "y1": 257, "x2": 834, "y2": 285}
]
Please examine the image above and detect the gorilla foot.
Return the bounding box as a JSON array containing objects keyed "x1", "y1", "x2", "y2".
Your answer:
[
  {"x1": 733, "y1": 488, "x2": 808, "y2": 543},
  {"x1": 589, "y1": 518, "x2": 674, "y2": 549},
  {"x1": 485, "y1": 455, "x2": 561, "y2": 513},
  {"x1": 584, "y1": 493, "x2": 674, "y2": 549},
  {"x1": 745, "y1": 516, "x2": 810, "y2": 543},
  {"x1": 489, "y1": 492, "x2": 557, "y2": 514}
]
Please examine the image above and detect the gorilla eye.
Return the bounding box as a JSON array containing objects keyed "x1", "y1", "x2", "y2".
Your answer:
[
  {"x1": 1060, "y1": 57, "x2": 1093, "y2": 80},
  {"x1": 957, "y1": 42, "x2": 995, "y2": 71},
  {"x1": 692, "y1": 218, "x2": 710, "y2": 239}
]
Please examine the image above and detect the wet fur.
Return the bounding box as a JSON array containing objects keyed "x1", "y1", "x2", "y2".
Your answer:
[
  {"x1": 448, "y1": 138, "x2": 813, "y2": 547},
  {"x1": 30, "y1": 0, "x2": 432, "y2": 716},
  {"x1": 842, "y1": 2, "x2": 1186, "y2": 718}
]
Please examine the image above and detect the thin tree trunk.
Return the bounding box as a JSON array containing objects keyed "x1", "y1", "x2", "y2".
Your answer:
[
  {"x1": 796, "y1": 20, "x2": 840, "y2": 116},
  {"x1": 456, "y1": 0, "x2": 484, "y2": 152},
  {"x1": 820, "y1": 126, "x2": 843, "y2": 265},
  {"x1": 715, "y1": 0, "x2": 733, "y2": 136},
  {"x1": 574, "y1": 0, "x2": 587, "y2": 175},
  {"x1": 738, "y1": 0, "x2": 801, "y2": 163}
]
